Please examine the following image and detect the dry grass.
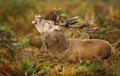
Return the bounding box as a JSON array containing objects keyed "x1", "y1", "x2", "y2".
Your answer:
[{"x1": 0, "y1": 0, "x2": 120, "y2": 76}]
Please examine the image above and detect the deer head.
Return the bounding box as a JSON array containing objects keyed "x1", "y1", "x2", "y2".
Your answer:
[{"x1": 32, "y1": 8, "x2": 93, "y2": 38}]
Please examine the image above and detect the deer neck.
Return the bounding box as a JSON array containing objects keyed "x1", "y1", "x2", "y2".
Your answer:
[{"x1": 44, "y1": 31, "x2": 69, "y2": 54}]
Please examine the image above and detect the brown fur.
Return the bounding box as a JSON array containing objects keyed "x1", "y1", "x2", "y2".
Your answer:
[
  {"x1": 44, "y1": 31, "x2": 112, "y2": 62},
  {"x1": 32, "y1": 13, "x2": 112, "y2": 62}
]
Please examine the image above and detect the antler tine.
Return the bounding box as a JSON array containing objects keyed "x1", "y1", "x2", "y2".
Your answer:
[
  {"x1": 61, "y1": 16, "x2": 79, "y2": 28},
  {"x1": 69, "y1": 20, "x2": 80, "y2": 25},
  {"x1": 50, "y1": 8, "x2": 56, "y2": 21},
  {"x1": 78, "y1": 20, "x2": 93, "y2": 29},
  {"x1": 55, "y1": 13, "x2": 66, "y2": 24},
  {"x1": 47, "y1": 8, "x2": 61, "y2": 21},
  {"x1": 64, "y1": 16, "x2": 79, "y2": 23},
  {"x1": 68, "y1": 20, "x2": 93, "y2": 29},
  {"x1": 52, "y1": 8, "x2": 62, "y2": 22}
]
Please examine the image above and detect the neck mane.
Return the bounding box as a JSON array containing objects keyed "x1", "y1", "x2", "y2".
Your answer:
[{"x1": 44, "y1": 31, "x2": 68, "y2": 54}]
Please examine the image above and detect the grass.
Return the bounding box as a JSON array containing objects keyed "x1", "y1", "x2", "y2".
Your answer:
[{"x1": 0, "y1": 0, "x2": 120, "y2": 76}]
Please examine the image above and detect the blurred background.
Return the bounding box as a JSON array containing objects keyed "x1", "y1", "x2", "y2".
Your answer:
[
  {"x1": 0, "y1": 0, "x2": 120, "y2": 43},
  {"x1": 0, "y1": 0, "x2": 120, "y2": 75}
]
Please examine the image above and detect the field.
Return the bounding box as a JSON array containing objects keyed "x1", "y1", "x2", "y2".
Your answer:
[{"x1": 0, "y1": 0, "x2": 120, "y2": 76}]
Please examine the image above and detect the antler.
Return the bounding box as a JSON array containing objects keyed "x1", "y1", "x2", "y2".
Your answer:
[{"x1": 46, "y1": 8, "x2": 93, "y2": 29}]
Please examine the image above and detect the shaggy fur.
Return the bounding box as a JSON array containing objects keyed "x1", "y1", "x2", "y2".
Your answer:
[{"x1": 44, "y1": 31, "x2": 111, "y2": 62}]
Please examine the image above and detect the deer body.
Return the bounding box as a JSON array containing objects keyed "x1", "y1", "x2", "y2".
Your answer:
[
  {"x1": 32, "y1": 9, "x2": 112, "y2": 62},
  {"x1": 43, "y1": 31, "x2": 111, "y2": 62}
]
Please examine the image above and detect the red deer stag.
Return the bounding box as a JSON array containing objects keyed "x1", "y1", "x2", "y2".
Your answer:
[{"x1": 32, "y1": 8, "x2": 112, "y2": 62}]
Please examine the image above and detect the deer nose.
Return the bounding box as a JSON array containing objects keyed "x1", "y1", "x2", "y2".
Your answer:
[{"x1": 32, "y1": 20, "x2": 37, "y2": 24}]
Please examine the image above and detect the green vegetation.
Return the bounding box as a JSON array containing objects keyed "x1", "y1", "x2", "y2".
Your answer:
[{"x1": 0, "y1": 0, "x2": 120, "y2": 76}]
